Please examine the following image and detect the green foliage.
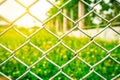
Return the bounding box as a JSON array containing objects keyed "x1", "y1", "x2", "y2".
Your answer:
[
  {"x1": 0, "y1": 28, "x2": 120, "y2": 79},
  {"x1": 48, "y1": 0, "x2": 120, "y2": 30}
]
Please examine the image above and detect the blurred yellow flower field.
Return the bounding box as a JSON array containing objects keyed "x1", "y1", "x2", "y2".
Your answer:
[{"x1": 0, "y1": 27, "x2": 120, "y2": 80}]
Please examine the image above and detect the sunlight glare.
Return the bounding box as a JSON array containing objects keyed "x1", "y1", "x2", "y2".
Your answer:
[{"x1": 0, "y1": 0, "x2": 53, "y2": 28}]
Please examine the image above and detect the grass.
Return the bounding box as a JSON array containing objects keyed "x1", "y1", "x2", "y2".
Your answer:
[{"x1": 0, "y1": 27, "x2": 120, "y2": 80}]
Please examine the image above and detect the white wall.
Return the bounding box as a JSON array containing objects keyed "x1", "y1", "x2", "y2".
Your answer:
[{"x1": 68, "y1": 27, "x2": 120, "y2": 41}]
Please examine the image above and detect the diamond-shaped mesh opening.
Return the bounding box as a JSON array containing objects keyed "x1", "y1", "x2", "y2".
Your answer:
[
  {"x1": 15, "y1": 44, "x2": 42, "y2": 66},
  {"x1": 62, "y1": 30, "x2": 90, "y2": 51},
  {"x1": 95, "y1": 58, "x2": 120, "y2": 79},
  {"x1": 78, "y1": 43, "x2": 106, "y2": 65},
  {"x1": 30, "y1": 28, "x2": 58, "y2": 51},
  {"x1": 0, "y1": 46, "x2": 11, "y2": 64},
  {"x1": 31, "y1": 58, "x2": 58, "y2": 79},
  {"x1": 63, "y1": 58, "x2": 90, "y2": 79},
  {"x1": 19, "y1": 72, "x2": 38, "y2": 80},
  {"x1": 53, "y1": 73, "x2": 69, "y2": 80},
  {"x1": 46, "y1": 44, "x2": 74, "y2": 66},
  {"x1": 0, "y1": 58, "x2": 27, "y2": 79},
  {"x1": 94, "y1": 28, "x2": 120, "y2": 50},
  {"x1": 85, "y1": 72, "x2": 103, "y2": 80},
  {"x1": 0, "y1": 0, "x2": 25, "y2": 22},
  {"x1": 0, "y1": 28, "x2": 26, "y2": 50},
  {"x1": 111, "y1": 46, "x2": 120, "y2": 62}
]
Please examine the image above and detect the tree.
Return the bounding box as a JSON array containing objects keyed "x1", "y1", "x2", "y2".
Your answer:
[{"x1": 48, "y1": 0, "x2": 120, "y2": 32}]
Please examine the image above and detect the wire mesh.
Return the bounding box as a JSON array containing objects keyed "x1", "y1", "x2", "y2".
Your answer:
[{"x1": 0, "y1": 0, "x2": 120, "y2": 80}]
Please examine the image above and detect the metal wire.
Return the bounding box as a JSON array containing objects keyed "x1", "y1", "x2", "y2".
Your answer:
[{"x1": 0, "y1": 0, "x2": 120, "y2": 80}]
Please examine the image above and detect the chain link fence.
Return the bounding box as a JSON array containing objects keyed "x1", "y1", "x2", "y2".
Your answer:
[{"x1": 0, "y1": 0, "x2": 120, "y2": 80}]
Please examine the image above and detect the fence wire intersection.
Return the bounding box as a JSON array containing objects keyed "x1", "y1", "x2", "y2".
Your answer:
[{"x1": 0, "y1": 0, "x2": 120, "y2": 80}]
